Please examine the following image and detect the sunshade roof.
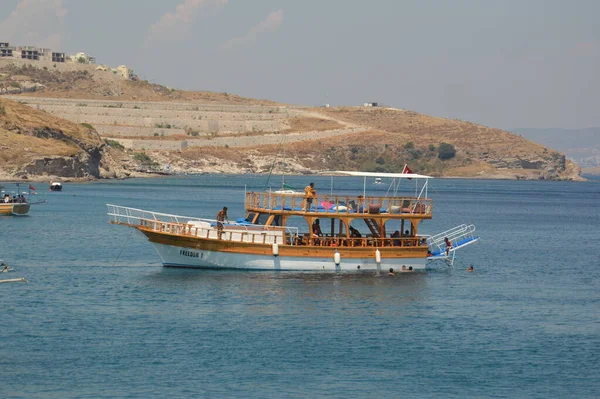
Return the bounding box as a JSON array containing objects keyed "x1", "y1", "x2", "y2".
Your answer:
[{"x1": 329, "y1": 171, "x2": 433, "y2": 179}]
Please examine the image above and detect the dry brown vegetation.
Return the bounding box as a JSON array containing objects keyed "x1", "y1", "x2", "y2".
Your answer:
[
  {"x1": 0, "y1": 98, "x2": 102, "y2": 168},
  {"x1": 0, "y1": 64, "x2": 277, "y2": 105},
  {"x1": 315, "y1": 107, "x2": 547, "y2": 158},
  {"x1": 284, "y1": 117, "x2": 344, "y2": 132}
]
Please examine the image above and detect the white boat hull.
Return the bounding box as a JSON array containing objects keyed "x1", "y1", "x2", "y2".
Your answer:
[{"x1": 151, "y1": 242, "x2": 427, "y2": 271}]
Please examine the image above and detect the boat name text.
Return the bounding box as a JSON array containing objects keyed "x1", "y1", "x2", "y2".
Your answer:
[{"x1": 180, "y1": 249, "x2": 201, "y2": 258}]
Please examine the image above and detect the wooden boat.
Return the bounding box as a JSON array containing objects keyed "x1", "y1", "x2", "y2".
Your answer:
[{"x1": 107, "y1": 171, "x2": 478, "y2": 271}]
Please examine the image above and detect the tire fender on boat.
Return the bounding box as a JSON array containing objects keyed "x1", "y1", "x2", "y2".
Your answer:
[
  {"x1": 272, "y1": 243, "x2": 279, "y2": 257},
  {"x1": 375, "y1": 249, "x2": 381, "y2": 264}
]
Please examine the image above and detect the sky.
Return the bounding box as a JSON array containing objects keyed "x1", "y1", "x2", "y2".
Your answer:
[{"x1": 0, "y1": 0, "x2": 598, "y2": 129}]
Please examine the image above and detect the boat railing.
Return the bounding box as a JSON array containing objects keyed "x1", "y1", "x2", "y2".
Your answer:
[
  {"x1": 107, "y1": 204, "x2": 205, "y2": 225},
  {"x1": 295, "y1": 234, "x2": 429, "y2": 249},
  {"x1": 426, "y1": 224, "x2": 478, "y2": 256},
  {"x1": 107, "y1": 204, "x2": 299, "y2": 245},
  {"x1": 245, "y1": 192, "x2": 432, "y2": 216}
]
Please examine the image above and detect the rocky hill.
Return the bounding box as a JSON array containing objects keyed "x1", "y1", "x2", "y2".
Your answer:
[
  {"x1": 513, "y1": 127, "x2": 600, "y2": 175},
  {"x1": 0, "y1": 98, "x2": 133, "y2": 181},
  {"x1": 0, "y1": 63, "x2": 583, "y2": 181}
]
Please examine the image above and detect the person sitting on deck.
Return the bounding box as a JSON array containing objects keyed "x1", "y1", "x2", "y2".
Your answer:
[
  {"x1": 349, "y1": 225, "x2": 362, "y2": 246},
  {"x1": 391, "y1": 230, "x2": 401, "y2": 246},
  {"x1": 348, "y1": 200, "x2": 357, "y2": 211},
  {"x1": 444, "y1": 237, "x2": 453, "y2": 255},
  {"x1": 349, "y1": 226, "x2": 362, "y2": 238},
  {"x1": 356, "y1": 195, "x2": 365, "y2": 212}
]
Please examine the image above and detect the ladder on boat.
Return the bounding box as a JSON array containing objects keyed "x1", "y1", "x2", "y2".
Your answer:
[
  {"x1": 426, "y1": 224, "x2": 479, "y2": 265},
  {"x1": 364, "y1": 219, "x2": 381, "y2": 237}
]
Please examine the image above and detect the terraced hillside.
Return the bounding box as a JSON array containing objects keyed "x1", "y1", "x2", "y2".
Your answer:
[
  {"x1": 3, "y1": 95, "x2": 582, "y2": 180},
  {"x1": 8, "y1": 96, "x2": 362, "y2": 151},
  {"x1": 0, "y1": 60, "x2": 583, "y2": 180}
]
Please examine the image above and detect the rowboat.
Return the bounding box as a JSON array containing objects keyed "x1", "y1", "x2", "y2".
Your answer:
[{"x1": 107, "y1": 171, "x2": 478, "y2": 271}]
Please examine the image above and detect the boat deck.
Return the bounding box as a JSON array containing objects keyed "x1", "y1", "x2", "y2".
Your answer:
[
  {"x1": 245, "y1": 192, "x2": 432, "y2": 219},
  {"x1": 107, "y1": 204, "x2": 429, "y2": 250}
]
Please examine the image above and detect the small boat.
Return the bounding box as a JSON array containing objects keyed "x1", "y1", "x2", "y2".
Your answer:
[
  {"x1": 0, "y1": 277, "x2": 27, "y2": 284},
  {"x1": 374, "y1": 177, "x2": 382, "y2": 184},
  {"x1": 0, "y1": 261, "x2": 27, "y2": 284},
  {"x1": 107, "y1": 171, "x2": 479, "y2": 271},
  {"x1": 49, "y1": 181, "x2": 63, "y2": 192},
  {"x1": 0, "y1": 186, "x2": 31, "y2": 216}
]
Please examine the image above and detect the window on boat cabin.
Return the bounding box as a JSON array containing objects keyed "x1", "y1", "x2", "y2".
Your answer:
[
  {"x1": 271, "y1": 215, "x2": 282, "y2": 226},
  {"x1": 282, "y1": 215, "x2": 309, "y2": 235},
  {"x1": 245, "y1": 212, "x2": 258, "y2": 224},
  {"x1": 256, "y1": 213, "x2": 270, "y2": 226}
]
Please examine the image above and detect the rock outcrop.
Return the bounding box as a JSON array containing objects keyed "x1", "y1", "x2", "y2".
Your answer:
[{"x1": 0, "y1": 98, "x2": 129, "y2": 180}]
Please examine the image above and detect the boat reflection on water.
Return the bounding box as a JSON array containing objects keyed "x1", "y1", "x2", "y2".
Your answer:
[{"x1": 146, "y1": 267, "x2": 428, "y2": 316}]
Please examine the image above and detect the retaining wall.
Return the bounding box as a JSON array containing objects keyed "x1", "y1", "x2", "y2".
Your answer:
[
  {"x1": 96, "y1": 125, "x2": 188, "y2": 137},
  {"x1": 111, "y1": 127, "x2": 364, "y2": 151},
  {"x1": 53, "y1": 113, "x2": 284, "y2": 133},
  {"x1": 9, "y1": 96, "x2": 286, "y2": 113},
  {"x1": 33, "y1": 104, "x2": 285, "y2": 121}
]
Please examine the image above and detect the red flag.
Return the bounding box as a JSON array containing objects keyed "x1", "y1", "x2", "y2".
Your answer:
[
  {"x1": 29, "y1": 184, "x2": 36, "y2": 191},
  {"x1": 402, "y1": 165, "x2": 413, "y2": 180}
]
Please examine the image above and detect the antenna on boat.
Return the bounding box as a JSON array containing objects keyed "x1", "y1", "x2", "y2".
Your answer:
[
  {"x1": 263, "y1": 138, "x2": 286, "y2": 191},
  {"x1": 330, "y1": 175, "x2": 333, "y2": 196}
]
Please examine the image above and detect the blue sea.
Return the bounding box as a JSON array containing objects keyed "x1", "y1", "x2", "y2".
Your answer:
[{"x1": 1, "y1": 175, "x2": 599, "y2": 398}]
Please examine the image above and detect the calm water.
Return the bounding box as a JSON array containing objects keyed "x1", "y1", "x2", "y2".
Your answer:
[{"x1": 1, "y1": 175, "x2": 599, "y2": 398}]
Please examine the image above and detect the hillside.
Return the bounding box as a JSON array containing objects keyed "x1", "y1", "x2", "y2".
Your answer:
[
  {"x1": 0, "y1": 98, "x2": 132, "y2": 180},
  {"x1": 0, "y1": 63, "x2": 276, "y2": 105},
  {"x1": 172, "y1": 107, "x2": 581, "y2": 181},
  {"x1": 0, "y1": 64, "x2": 583, "y2": 181}
]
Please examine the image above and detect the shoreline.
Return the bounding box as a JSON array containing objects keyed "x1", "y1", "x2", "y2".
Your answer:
[{"x1": 0, "y1": 171, "x2": 590, "y2": 183}]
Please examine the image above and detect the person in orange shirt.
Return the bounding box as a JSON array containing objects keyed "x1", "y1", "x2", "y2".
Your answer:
[{"x1": 304, "y1": 182, "x2": 316, "y2": 211}]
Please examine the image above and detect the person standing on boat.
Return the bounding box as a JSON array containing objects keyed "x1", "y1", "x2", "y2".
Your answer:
[
  {"x1": 312, "y1": 219, "x2": 323, "y2": 245},
  {"x1": 304, "y1": 182, "x2": 316, "y2": 211},
  {"x1": 444, "y1": 237, "x2": 453, "y2": 255},
  {"x1": 216, "y1": 207, "x2": 229, "y2": 239}
]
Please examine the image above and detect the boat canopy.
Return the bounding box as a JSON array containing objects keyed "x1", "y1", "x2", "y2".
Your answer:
[{"x1": 330, "y1": 171, "x2": 433, "y2": 179}]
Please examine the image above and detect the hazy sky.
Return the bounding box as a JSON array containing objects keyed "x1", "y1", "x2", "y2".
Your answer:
[{"x1": 1, "y1": 0, "x2": 598, "y2": 129}]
